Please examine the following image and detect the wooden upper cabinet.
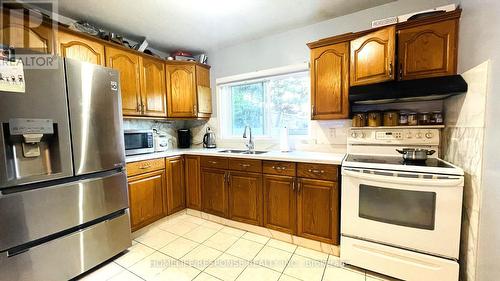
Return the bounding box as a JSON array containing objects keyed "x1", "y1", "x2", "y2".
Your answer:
[
  {"x1": 350, "y1": 26, "x2": 396, "y2": 86},
  {"x1": 310, "y1": 42, "x2": 349, "y2": 119},
  {"x1": 196, "y1": 65, "x2": 212, "y2": 117},
  {"x1": 128, "y1": 170, "x2": 166, "y2": 231},
  {"x1": 57, "y1": 30, "x2": 105, "y2": 65},
  {"x1": 201, "y1": 168, "x2": 228, "y2": 217},
  {"x1": 141, "y1": 57, "x2": 167, "y2": 117},
  {"x1": 1, "y1": 9, "x2": 54, "y2": 54},
  {"x1": 263, "y1": 174, "x2": 296, "y2": 234},
  {"x1": 106, "y1": 46, "x2": 142, "y2": 116},
  {"x1": 398, "y1": 19, "x2": 458, "y2": 80},
  {"x1": 297, "y1": 178, "x2": 339, "y2": 245},
  {"x1": 166, "y1": 64, "x2": 197, "y2": 118},
  {"x1": 185, "y1": 155, "x2": 202, "y2": 210},
  {"x1": 228, "y1": 171, "x2": 263, "y2": 226},
  {"x1": 165, "y1": 156, "x2": 185, "y2": 215}
]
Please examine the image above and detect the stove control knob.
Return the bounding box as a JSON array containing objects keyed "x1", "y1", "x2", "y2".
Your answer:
[
  {"x1": 351, "y1": 132, "x2": 358, "y2": 138},
  {"x1": 360, "y1": 132, "x2": 366, "y2": 138},
  {"x1": 406, "y1": 132, "x2": 412, "y2": 139},
  {"x1": 416, "y1": 132, "x2": 423, "y2": 139},
  {"x1": 425, "y1": 132, "x2": 434, "y2": 139}
]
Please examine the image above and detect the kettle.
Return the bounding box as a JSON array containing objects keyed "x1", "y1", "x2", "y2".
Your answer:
[{"x1": 203, "y1": 127, "x2": 216, "y2": 148}]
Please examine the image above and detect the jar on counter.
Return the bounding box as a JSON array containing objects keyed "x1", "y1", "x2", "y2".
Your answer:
[
  {"x1": 418, "y1": 112, "x2": 431, "y2": 125},
  {"x1": 408, "y1": 112, "x2": 418, "y2": 126},
  {"x1": 367, "y1": 111, "x2": 382, "y2": 127},
  {"x1": 399, "y1": 113, "x2": 409, "y2": 126},
  {"x1": 431, "y1": 111, "x2": 444, "y2": 125},
  {"x1": 352, "y1": 112, "x2": 367, "y2": 127},
  {"x1": 383, "y1": 110, "x2": 399, "y2": 126}
]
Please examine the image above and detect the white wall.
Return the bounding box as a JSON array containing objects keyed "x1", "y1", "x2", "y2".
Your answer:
[
  {"x1": 455, "y1": 1, "x2": 500, "y2": 280},
  {"x1": 202, "y1": 0, "x2": 455, "y2": 151}
]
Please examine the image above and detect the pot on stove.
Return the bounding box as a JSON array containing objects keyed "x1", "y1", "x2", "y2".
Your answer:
[{"x1": 396, "y1": 148, "x2": 436, "y2": 161}]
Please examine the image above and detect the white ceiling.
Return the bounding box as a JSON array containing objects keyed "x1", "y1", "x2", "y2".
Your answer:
[{"x1": 50, "y1": 0, "x2": 393, "y2": 54}]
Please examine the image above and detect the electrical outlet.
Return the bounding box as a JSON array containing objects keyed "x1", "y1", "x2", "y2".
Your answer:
[{"x1": 329, "y1": 128, "x2": 336, "y2": 139}]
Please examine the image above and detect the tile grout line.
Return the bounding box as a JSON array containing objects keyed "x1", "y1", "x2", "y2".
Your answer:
[{"x1": 280, "y1": 244, "x2": 302, "y2": 280}]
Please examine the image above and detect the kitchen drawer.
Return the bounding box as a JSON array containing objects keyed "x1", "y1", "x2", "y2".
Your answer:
[
  {"x1": 263, "y1": 161, "x2": 296, "y2": 177},
  {"x1": 201, "y1": 156, "x2": 228, "y2": 170},
  {"x1": 126, "y1": 158, "x2": 165, "y2": 177},
  {"x1": 297, "y1": 163, "x2": 338, "y2": 181},
  {"x1": 229, "y1": 158, "x2": 262, "y2": 173}
]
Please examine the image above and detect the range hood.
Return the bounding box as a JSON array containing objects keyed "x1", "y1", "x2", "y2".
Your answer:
[{"x1": 349, "y1": 75, "x2": 468, "y2": 105}]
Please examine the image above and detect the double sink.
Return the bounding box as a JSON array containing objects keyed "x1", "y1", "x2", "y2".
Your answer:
[{"x1": 218, "y1": 149, "x2": 268, "y2": 155}]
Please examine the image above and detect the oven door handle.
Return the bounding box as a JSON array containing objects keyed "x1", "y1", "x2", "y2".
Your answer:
[{"x1": 342, "y1": 169, "x2": 463, "y2": 187}]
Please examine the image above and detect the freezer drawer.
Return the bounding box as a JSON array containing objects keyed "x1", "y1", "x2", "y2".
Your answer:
[
  {"x1": 341, "y1": 236, "x2": 459, "y2": 281},
  {"x1": 0, "y1": 171, "x2": 128, "y2": 251},
  {"x1": 0, "y1": 211, "x2": 131, "y2": 281}
]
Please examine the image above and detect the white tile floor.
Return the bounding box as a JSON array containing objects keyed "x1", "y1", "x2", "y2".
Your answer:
[{"x1": 77, "y1": 214, "x2": 397, "y2": 281}]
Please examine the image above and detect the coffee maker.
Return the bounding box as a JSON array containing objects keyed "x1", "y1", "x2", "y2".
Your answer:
[{"x1": 177, "y1": 129, "x2": 191, "y2": 148}]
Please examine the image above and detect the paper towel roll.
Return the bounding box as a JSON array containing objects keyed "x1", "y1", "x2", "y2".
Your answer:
[{"x1": 280, "y1": 127, "x2": 291, "y2": 152}]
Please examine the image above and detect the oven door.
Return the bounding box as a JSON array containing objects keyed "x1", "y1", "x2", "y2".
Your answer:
[{"x1": 341, "y1": 167, "x2": 463, "y2": 259}]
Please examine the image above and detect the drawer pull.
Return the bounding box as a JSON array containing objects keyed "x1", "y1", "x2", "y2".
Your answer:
[
  {"x1": 139, "y1": 165, "x2": 152, "y2": 169},
  {"x1": 308, "y1": 169, "x2": 324, "y2": 174},
  {"x1": 208, "y1": 161, "x2": 218, "y2": 164},
  {"x1": 239, "y1": 164, "x2": 251, "y2": 168},
  {"x1": 272, "y1": 166, "x2": 286, "y2": 171}
]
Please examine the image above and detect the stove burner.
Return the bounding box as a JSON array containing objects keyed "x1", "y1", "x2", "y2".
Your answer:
[{"x1": 345, "y1": 155, "x2": 455, "y2": 169}]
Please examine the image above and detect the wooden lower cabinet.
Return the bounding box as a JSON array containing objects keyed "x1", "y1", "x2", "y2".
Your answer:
[
  {"x1": 185, "y1": 155, "x2": 202, "y2": 210},
  {"x1": 297, "y1": 178, "x2": 339, "y2": 244},
  {"x1": 228, "y1": 171, "x2": 263, "y2": 226},
  {"x1": 165, "y1": 156, "x2": 185, "y2": 215},
  {"x1": 263, "y1": 175, "x2": 296, "y2": 234},
  {"x1": 201, "y1": 168, "x2": 228, "y2": 217},
  {"x1": 127, "y1": 170, "x2": 166, "y2": 231}
]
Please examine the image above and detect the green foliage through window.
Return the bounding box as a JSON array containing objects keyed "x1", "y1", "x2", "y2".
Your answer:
[{"x1": 220, "y1": 71, "x2": 310, "y2": 138}]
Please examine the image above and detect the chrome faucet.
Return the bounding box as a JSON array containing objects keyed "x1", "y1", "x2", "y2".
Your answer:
[{"x1": 243, "y1": 126, "x2": 254, "y2": 152}]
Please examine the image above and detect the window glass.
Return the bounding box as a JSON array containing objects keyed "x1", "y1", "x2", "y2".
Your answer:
[{"x1": 219, "y1": 71, "x2": 310, "y2": 138}]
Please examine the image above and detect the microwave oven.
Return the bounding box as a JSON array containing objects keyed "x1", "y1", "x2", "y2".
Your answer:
[{"x1": 124, "y1": 129, "x2": 154, "y2": 156}]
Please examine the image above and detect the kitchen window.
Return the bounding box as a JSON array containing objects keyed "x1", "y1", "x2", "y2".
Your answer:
[{"x1": 218, "y1": 68, "x2": 310, "y2": 139}]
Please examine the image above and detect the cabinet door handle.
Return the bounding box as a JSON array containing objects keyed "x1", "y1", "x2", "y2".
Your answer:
[
  {"x1": 272, "y1": 166, "x2": 286, "y2": 171},
  {"x1": 193, "y1": 104, "x2": 197, "y2": 113},
  {"x1": 399, "y1": 63, "x2": 403, "y2": 80},
  {"x1": 297, "y1": 180, "x2": 301, "y2": 193},
  {"x1": 308, "y1": 169, "x2": 324, "y2": 174},
  {"x1": 292, "y1": 179, "x2": 296, "y2": 191},
  {"x1": 141, "y1": 103, "x2": 145, "y2": 114},
  {"x1": 389, "y1": 61, "x2": 393, "y2": 77},
  {"x1": 136, "y1": 103, "x2": 141, "y2": 112}
]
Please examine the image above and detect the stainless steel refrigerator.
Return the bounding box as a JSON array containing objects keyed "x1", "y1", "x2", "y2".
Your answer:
[{"x1": 0, "y1": 58, "x2": 131, "y2": 281}]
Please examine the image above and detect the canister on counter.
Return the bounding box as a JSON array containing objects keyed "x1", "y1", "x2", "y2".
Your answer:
[
  {"x1": 418, "y1": 112, "x2": 431, "y2": 125},
  {"x1": 431, "y1": 111, "x2": 444, "y2": 125},
  {"x1": 367, "y1": 111, "x2": 382, "y2": 127},
  {"x1": 408, "y1": 112, "x2": 418, "y2": 126},
  {"x1": 383, "y1": 110, "x2": 399, "y2": 126},
  {"x1": 399, "y1": 112, "x2": 408, "y2": 126},
  {"x1": 352, "y1": 112, "x2": 367, "y2": 127}
]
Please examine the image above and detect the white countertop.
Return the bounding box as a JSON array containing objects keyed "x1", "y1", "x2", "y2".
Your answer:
[{"x1": 125, "y1": 148, "x2": 346, "y2": 165}]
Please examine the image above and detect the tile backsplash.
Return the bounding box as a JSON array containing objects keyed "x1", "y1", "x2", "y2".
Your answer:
[
  {"x1": 441, "y1": 60, "x2": 489, "y2": 281},
  {"x1": 123, "y1": 119, "x2": 209, "y2": 148}
]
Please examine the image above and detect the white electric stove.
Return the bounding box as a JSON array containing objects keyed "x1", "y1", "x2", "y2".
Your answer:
[{"x1": 341, "y1": 127, "x2": 463, "y2": 281}]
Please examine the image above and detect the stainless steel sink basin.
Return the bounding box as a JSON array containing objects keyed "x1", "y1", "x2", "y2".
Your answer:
[
  {"x1": 218, "y1": 149, "x2": 268, "y2": 155},
  {"x1": 241, "y1": 151, "x2": 268, "y2": 154},
  {"x1": 218, "y1": 149, "x2": 248, "y2": 153}
]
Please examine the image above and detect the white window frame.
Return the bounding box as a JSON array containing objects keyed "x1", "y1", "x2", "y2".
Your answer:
[{"x1": 216, "y1": 63, "x2": 310, "y2": 142}]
